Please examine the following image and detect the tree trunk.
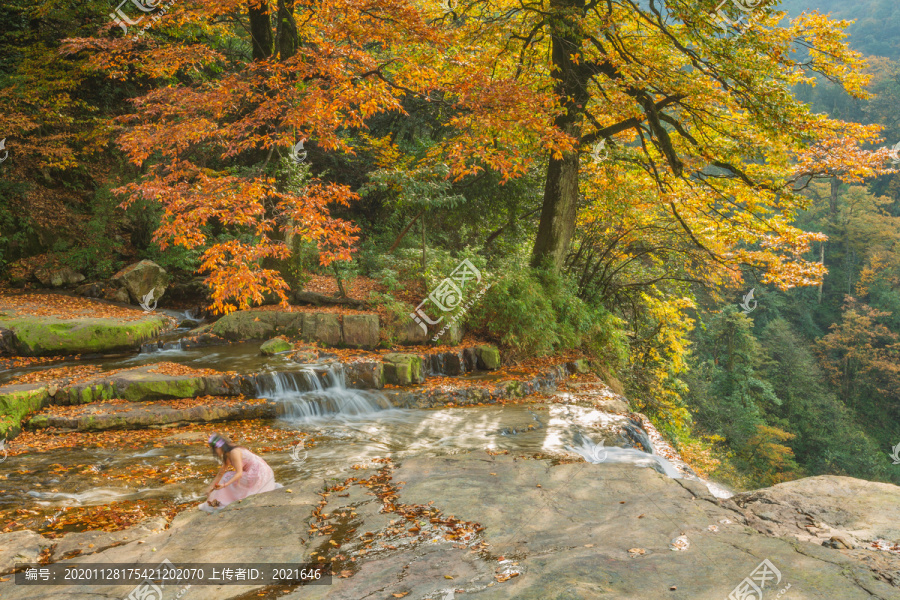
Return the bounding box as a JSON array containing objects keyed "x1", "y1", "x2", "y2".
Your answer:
[
  {"x1": 530, "y1": 0, "x2": 589, "y2": 271},
  {"x1": 249, "y1": 0, "x2": 273, "y2": 61},
  {"x1": 829, "y1": 176, "x2": 839, "y2": 219},
  {"x1": 276, "y1": 0, "x2": 297, "y2": 59},
  {"x1": 817, "y1": 242, "x2": 825, "y2": 304}
]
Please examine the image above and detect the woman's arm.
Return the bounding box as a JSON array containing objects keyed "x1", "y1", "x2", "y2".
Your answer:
[
  {"x1": 206, "y1": 462, "x2": 228, "y2": 493},
  {"x1": 217, "y1": 449, "x2": 243, "y2": 488}
]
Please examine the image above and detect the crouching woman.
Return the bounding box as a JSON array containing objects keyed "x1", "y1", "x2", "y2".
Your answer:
[{"x1": 199, "y1": 433, "x2": 280, "y2": 512}]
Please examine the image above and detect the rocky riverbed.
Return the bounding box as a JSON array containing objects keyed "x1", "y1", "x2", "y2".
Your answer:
[{"x1": 0, "y1": 294, "x2": 898, "y2": 599}]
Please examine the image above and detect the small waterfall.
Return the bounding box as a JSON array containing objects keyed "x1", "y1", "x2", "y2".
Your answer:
[
  {"x1": 140, "y1": 339, "x2": 184, "y2": 354},
  {"x1": 255, "y1": 364, "x2": 392, "y2": 422},
  {"x1": 623, "y1": 421, "x2": 654, "y2": 453}
]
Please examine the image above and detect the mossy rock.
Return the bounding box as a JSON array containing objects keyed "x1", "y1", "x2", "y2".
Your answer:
[
  {"x1": 475, "y1": 345, "x2": 501, "y2": 370},
  {"x1": 0, "y1": 385, "x2": 51, "y2": 439},
  {"x1": 210, "y1": 310, "x2": 280, "y2": 341},
  {"x1": 63, "y1": 383, "x2": 116, "y2": 405},
  {"x1": 260, "y1": 338, "x2": 293, "y2": 355},
  {"x1": 383, "y1": 353, "x2": 424, "y2": 385},
  {"x1": 0, "y1": 315, "x2": 170, "y2": 357},
  {"x1": 112, "y1": 375, "x2": 208, "y2": 403},
  {"x1": 567, "y1": 359, "x2": 591, "y2": 374}
]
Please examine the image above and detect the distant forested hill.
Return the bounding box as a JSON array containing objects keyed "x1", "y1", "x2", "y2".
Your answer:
[{"x1": 778, "y1": 0, "x2": 900, "y2": 59}]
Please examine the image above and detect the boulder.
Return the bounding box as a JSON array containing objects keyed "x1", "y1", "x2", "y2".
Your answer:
[
  {"x1": 34, "y1": 266, "x2": 85, "y2": 288},
  {"x1": 111, "y1": 259, "x2": 168, "y2": 306},
  {"x1": 426, "y1": 350, "x2": 465, "y2": 376},
  {"x1": 566, "y1": 358, "x2": 591, "y2": 374},
  {"x1": 383, "y1": 353, "x2": 424, "y2": 385},
  {"x1": 342, "y1": 314, "x2": 379, "y2": 348},
  {"x1": 211, "y1": 311, "x2": 280, "y2": 340},
  {"x1": 260, "y1": 338, "x2": 292, "y2": 356},
  {"x1": 475, "y1": 345, "x2": 500, "y2": 370}
]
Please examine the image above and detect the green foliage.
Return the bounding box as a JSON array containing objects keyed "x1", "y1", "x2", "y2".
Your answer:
[
  {"x1": 760, "y1": 318, "x2": 888, "y2": 481},
  {"x1": 466, "y1": 263, "x2": 628, "y2": 364},
  {"x1": 0, "y1": 180, "x2": 34, "y2": 272},
  {"x1": 51, "y1": 190, "x2": 125, "y2": 279}
]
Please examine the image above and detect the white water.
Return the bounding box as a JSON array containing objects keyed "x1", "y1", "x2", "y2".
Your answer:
[{"x1": 256, "y1": 365, "x2": 394, "y2": 422}]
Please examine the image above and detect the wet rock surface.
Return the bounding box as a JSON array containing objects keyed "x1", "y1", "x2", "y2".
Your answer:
[{"x1": 1, "y1": 453, "x2": 897, "y2": 599}]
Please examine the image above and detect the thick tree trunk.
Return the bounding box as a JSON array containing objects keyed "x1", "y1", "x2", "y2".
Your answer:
[
  {"x1": 530, "y1": 0, "x2": 589, "y2": 271},
  {"x1": 249, "y1": 0, "x2": 273, "y2": 61},
  {"x1": 532, "y1": 153, "x2": 581, "y2": 269}
]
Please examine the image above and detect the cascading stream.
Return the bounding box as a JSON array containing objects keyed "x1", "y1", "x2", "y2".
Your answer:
[{"x1": 254, "y1": 364, "x2": 393, "y2": 422}]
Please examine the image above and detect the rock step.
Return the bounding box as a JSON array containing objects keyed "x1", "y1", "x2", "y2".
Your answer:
[
  {"x1": 204, "y1": 308, "x2": 463, "y2": 349},
  {"x1": 21, "y1": 360, "x2": 589, "y2": 432},
  {"x1": 0, "y1": 313, "x2": 172, "y2": 357},
  {"x1": 1, "y1": 350, "x2": 590, "y2": 437},
  {"x1": 26, "y1": 396, "x2": 278, "y2": 432}
]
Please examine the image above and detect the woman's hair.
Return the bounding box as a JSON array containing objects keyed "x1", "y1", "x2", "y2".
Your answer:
[{"x1": 208, "y1": 433, "x2": 238, "y2": 464}]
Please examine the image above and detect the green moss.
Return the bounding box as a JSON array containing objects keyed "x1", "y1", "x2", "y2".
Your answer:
[
  {"x1": 0, "y1": 315, "x2": 168, "y2": 356},
  {"x1": 260, "y1": 338, "x2": 293, "y2": 355},
  {"x1": 115, "y1": 376, "x2": 207, "y2": 402},
  {"x1": 476, "y1": 345, "x2": 501, "y2": 370},
  {"x1": 26, "y1": 415, "x2": 49, "y2": 430},
  {"x1": 0, "y1": 386, "x2": 50, "y2": 439},
  {"x1": 383, "y1": 353, "x2": 424, "y2": 384}
]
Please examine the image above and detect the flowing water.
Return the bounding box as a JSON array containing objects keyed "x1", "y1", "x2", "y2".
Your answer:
[{"x1": 0, "y1": 343, "x2": 732, "y2": 536}]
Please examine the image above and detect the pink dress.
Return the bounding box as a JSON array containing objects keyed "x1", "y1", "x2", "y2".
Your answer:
[{"x1": 201, "y1": 448, "x2": 279, "y2": 511}]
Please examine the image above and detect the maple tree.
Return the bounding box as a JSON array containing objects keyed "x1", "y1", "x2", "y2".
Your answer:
[{"x1": 59, "y1": 0, "x2": 568, "y2": 314}]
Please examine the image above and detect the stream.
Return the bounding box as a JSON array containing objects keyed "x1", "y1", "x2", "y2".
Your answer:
[{"x1": 0, "y1": 330, "x2": 732, "y2": 538}]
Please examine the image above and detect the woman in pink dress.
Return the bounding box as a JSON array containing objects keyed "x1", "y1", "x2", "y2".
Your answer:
[{"x1": 199, "y1": 433, "x2": 280, "y2": 512}]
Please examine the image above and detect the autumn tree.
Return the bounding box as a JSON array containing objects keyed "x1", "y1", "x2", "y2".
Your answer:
[
  {"x1": 818, "y1": 298, "x2": 900, "y2": 416},
  {"x1": 62, "y1": 0, "x2": 566, "y2": 313},
  {"x1": 442, "y1": 0, "x2": 894, "y2": 280}
]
